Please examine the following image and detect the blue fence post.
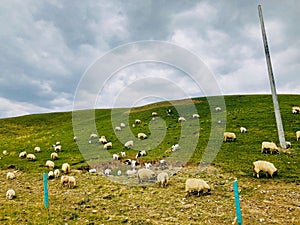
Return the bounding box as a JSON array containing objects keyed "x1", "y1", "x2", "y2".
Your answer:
[
  {"x1": 233, "y1": 180, "x2": 242, "y2": 225},
  {"x1": 43, "y1": 173, "x2": 49, "y2": 208}
]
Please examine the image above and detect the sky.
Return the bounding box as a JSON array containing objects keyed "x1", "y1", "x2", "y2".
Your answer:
[{"x1": 0, "y1": 0, "x2": 299, "y2": 118}]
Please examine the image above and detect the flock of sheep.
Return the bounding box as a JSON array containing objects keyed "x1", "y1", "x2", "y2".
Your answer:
[{"x1": 4, "y1": 105, "x2": 300, "y2": 200}]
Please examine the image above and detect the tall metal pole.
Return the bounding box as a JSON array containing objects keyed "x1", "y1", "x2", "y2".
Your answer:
[{"x1": 258, "y1": 5, "x2": 286, "y2": 149}]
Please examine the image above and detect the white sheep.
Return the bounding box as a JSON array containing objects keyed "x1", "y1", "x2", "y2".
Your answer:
[
  {"x1": 137, "y1": 168, "x2": 156, "y2": 183},
  {"x1": 135, "y1": 119, "x2": 142, "y2": 124},
  {"x1": 253, "y1": 160, "x2": 277, "y2": 178},
  {"x1": 3, "y1": 150, "x2": 8, "y2": 155},
  {"x1": 120, "y1": 123, "x2": 126, "y2": 128},
  {"x1": 117, "y1": 170, "x2": 122, "y2": 176},
  {"x1": 296, "y1": 131, "x2": 300, "y2": 141},
  {"x1": 19, "y1": 151, "x2": 27, "y2": 158},
  {"x1": 104, "y1": 168, "x2": 111, "y2": 176},
  {"x1": 292, "y1": 106, "x2": 300, "y2": 114},
  {"x1": 34, "y1": 146, "x2": 41, "y2": 153},
  {"x1": 99, "y1": 136, "x2": 108, "y2": 144},
  {"x1": 152, "y1": 112, "x2": 158, "y2": 117},
  {"x1": 240, "y1": 127, "x2": 247, "y2": 133},
  {"x1": 61, "y1": 175, "x2": 76, "y2": 188},
  {"x1": 26, "y1": 153, "x2": 36, "y2": 161},
  {"x1": 285, "y1": 141, "x2": 292, "y2": 149},
  {"x1": 131, "y1": 160, "x2": 137, "y2": 168},
  {"x1": 55, "y1": 141, "x2": 61, "y2": 146},
  {"x1": 62, "y1": 163, "x2": 70, "y2": 174},
  {"x1": 192, "y1": 114, "x2": 200, "y2": 119},
  {"x1": 136, "y1": 150, "x2": 147, "y2": 158},
  {"x1": 48, "y1": 171, "x2": 55, "y2": 179},
  {"x1": 124, "y1": 140, "x2": 133, "y2": 149},
  {"x1": 159, "y1": 159, "x2": 167, "y2": 169},
  {"x1": 53, "y1": 144, "x2": 62, "y2": 152},
  {"x1": 132, "y1": 124, "x2": 136, "y2": 128},
  {"x1": 115, "y1": 126, "x2": 122, "y2": 131},
  {"x1": 51, "y1": 152, "x2": 58, "y2": 160},
  {"x1": 126, "y1": 168, "x2": 136, "y2": 176},
  {"x1": 215, "y1": 107, "x2": 221, "y2": 112},
  {"x1": 6, "y1": 189, "x2": 16, "y2": 200},
  {"x1": 185, "y1": 178, "x2": 211, "y2": 197},
  {"x1": 120, "y1": 151, "x2": 126, "y2": 157},
  {"x1": 171, "y1": 144, "x2": 180, "y2": 152},
  {"x1": 178, "y1": 117, "x2": 186, "y2": 122},
  {"x1": 145, "y1": 162, "x2": 152, "y2": 169},
  {"x1": 6, "y1": 172, "x2": 15, "y2": 180},
  {"x1": 137, "y1": 133, "x2": 147, "y2": 140},
  {"x1": 89, "y1": 133, "x2": 98, "y2": 139},
  {"x1": 73, "y1": 136, "x2": 78, "y2": 142},
  {"x1": 261, "y1": 141, "x2": 278, "y2": 154},
  {"x1": 157, "y1": 172, "x2": 169, "y2": 187},
  {"x1": 46, "y1": 160, "x2": 55, "y2": 169},
  {"x1": 54, "y1": 169, "x2": 60, "y2": 178},
  {"x1": 112, "y1": 154, "x2": 120, "y2": 160},
  {"x1": 223, "y1": 132, "x2": 236, "y2": 142},
  {"x1": 103, "y1": 142, "x2": 112, "y2": 150}
]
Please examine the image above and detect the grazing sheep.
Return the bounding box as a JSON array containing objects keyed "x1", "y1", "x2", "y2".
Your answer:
[
  {"x1": 137, "y1": 133, "x2": 147, "y2": 140},
  {"x1": 132, "y1": 124, "x2": 136, "y2": 128},
  {"x1": 253, "y1": 160, "x2": 277, "y2": 178},
  {"x1": 112, "y1": 154, "x2": 120, "y2": 160},
  {"x1": 61, "y1": 175, "x2": 76, "y2": 188},
  {"x1": 6, "y1": 172, "x2": 15, "y2": 180},
  {"x1": 135, "y1": 119, "x2": 142, "y2": 124},
  {"x1": 178, "y1": 117, "x2": 186, "y2": 122},
  {"x1": 120, "y1": 123, "x2": 126, "y2": 128},
  {"x1": 27, "y1": 153, "x2": 36, "y2": 161},
  {"x1": 261, "y1": 141, "x2": 278, "y2": 154},
  {"x1": 54, "y1": 169, "x2": 60, "y2": 178},
  {"x1": 159, "y1": 159, "x2": 167, "y2": 169},
  {"x1": 55, "y1": 141, "x2": 61, "y2": 146},
  {"x1": 53, "y1": 144, "x2": 62, "y2": 152},
  {"x1": 19, "y1": 151, "x2": 27, "y2": 158},
  {"x1": 152, "y1": 112, "x2": 158, "y2": 117},
  {"x1": 185, "y1": 178, "x2": 211, "y2": 197},
  {"x1": 157, "y1": 172, "x2": 169, "y2": 187},
  {"x1": 145, "y1": 162, "x2": 152, "y2": 169},
  {"x1": 285, "y1": 141, "x2": 292, "y2": 149},
  {"x1": 99, "y1": 136, "x2": 108, "y2": 144},
  {"x1": 171, "y1": 144, "x2": 180, "y2": 152},
  {"x1": 34, "y1": 146, "x2": 41, "y2": 153},
  {"x1": 89, "y1": 133, "x2": 98, "y2": 139},
  {"x1": 240, "y1": 127, "x2": 247, "y2": 133},
  {"x1": 48, "y1": 171, "x2": 55, "y2": 179},
  {"x1": 136, "y1": 150, "x2": 147, "y2": 158},
  {"x1": 104, "y1": 168, "x2": 111, "y2": 176},
  {"x1": 73, "y1": 136, "x2": 78, "y2": 142},
  {"x1": 124, "y1": 140, "x2": 133, "y2": 149},
  {"x1": 2, "y1": 150, "x2": 8, "y2": 155},
  {"x1": 46, "y1": 160, "x2": 55, "y2": 169},
  {"x1": 103, "y1": 142, "x2": 112, "y2": 150},
  {"x1": 120, "y1": 151, "x2": 126, "y2": 157},
  {"x1": 192, "y1": 114, "x2": 200, "y2": 119},
  {"x1": 6, "y1": 189, "x2": 16, "y2": 200},
  {"x1": 62, "y1": 163, "x2": 70, "y2": 174},
  {"x1": 223, "y1": 132, "x2": 236, "y2": 142},
  {"x1": 296, "y1": 131, "x2": 300, "y2": 141},
  {"x1": 137, "y1": 168, "x2": 156, "y2": 183},
  {"x1": 292, "y1": 106, "x2": 300, "y2": 114},
  {"x1": 215, "y1": 107, "x2": 221, "y2": 112},
  {"x1": 115, "y1": 126, "x2": 122, "y2": 131},
  {"x1": 124, "y1": 159, "x2": 132, "y2": 165},
  {"x1": 51, "y1": 152, "x2": 58, "y2": 160}
]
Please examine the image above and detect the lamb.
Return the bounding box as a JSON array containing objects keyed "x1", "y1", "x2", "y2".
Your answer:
[
  {"x1": 124, "y1": 140, "x2": 133, "y2": 149},
  {"x1": 115, "y1": 126, "x2": 122, "y2": 131},
  {"x1": 51, "y1": 152, "x2": 58, "y2": 160},
  {"x1": 6, "y1": 172, "x2": 15, "y2": 180},
  {"x1": 157, "y1": 172, "x2": 169, "y2": 187},
  {"x1": 34, "y1": 146, "x2": 41, "y2": 153},
  {"x1": 26, "y1": 153, "x2": 36, "y2": 161},
  {"x1": 261, "y1": 141, "x2": 278, "y2": 154},
  {"x1": 99, "y1": 136, "x2": 108, "y2": 144},
  {"x1": 137, "y1": 168, "x2": 156, "y2": 183},
  {"x1": 253, "y1": 160, "x2": 277, "y2": 178},
  {"x1": 192, "y1": 114, "x2": 200, "y2": 118},
  {"x1": 296, "y1": 131, "x2": 300, "y2": 141},
  {"x1": 178, "y1": 117, "x2": 186, "y2": 122},
  {"x1": 62, "y1": 163, "x2": 70, "y2": 174},
  {"x1": 137, "y1": 133, "x2": 147, "y2": 140},
  {"x1": 6, "y1": 189, "x2": 16, "y2": 200},
  {"x1": 185, "y1": 178, "x2": 211, "y2": 197},
  {"x1": 48, "y1": 171, "x2": 55, "y2": 179},
  {"x1": 112, "y1": 154, "x2": 120, "y2": 160},
  {"x1": 152, "y1": 112, "x2": 158, "y2": 117},
  {"x1": 54, "y1": 169, "x2": 60, "y2": 178},
  {"x1": 103, "y1": 142, "x2": 112, "y2": 150},
  {"x1": 135, "y1": 119, "x2": 142, "y2": 124},
  {"x1": 240, "y1": 127, "x2": 247, "y2": 133},
  {"x1": 46, "y1": 160, "x2": 55, "y2": 169},
  {"x1": 223, "y1": 132, "x2": 236, "y2": 142},
  {"x1": 19, "y1": 151, "x2": 27, "y2": 158}
]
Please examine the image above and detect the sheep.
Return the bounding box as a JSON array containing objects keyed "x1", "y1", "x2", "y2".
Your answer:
[
  {"x1": 6, "y1": 189, "x2": 16, "y2": 200},
  {"x1": 117, "y1": 170, "x2": 122, "y2": 176},
  {"x1": 51, "y1": 152, "x2": 58, "y2": 160},
  {"x1": 61, "y1": 175, "x2": 69, "y2": 185},
  {"x1": 103, "y1": 142, "x2": 112, "y2": 150},
  {"x1": 104, "y1": 168, "x2": 111, "y2": 176},
  {"x1": 152, "y1": 112, "x2": 158, "y2": 117},
  {"x1": 137, "y1": 168, "x2": 156, "y2": 183},
  {"x1": 136, "y1": 150, "x2": 147, "y2": 158},
  {"x1": 215, "y1": 107, "x2": 221, "y2": 112},
  {"x1": 73, "y1": 136, "x2": 78, "y2": 142},
  {"x1": 34, "y1": 146, "x2": 41, "y2": 153},
  {"x1": 131, "y1": 160, "x2": 137, "y2": 168},
  {"x1": 89, "y1": 133, "x2": 98, "y2": 139},
  {"x1": 124, "y1": 159, "x2": 132, "y2": 165},
  {"x1": 157, "y1": 172, "x2": 169, "y2": 187},
  {"x1": 126, "y1": 168, "x2": 136, "y2": 176},
  {"x1": 19, "y1": 151, "x2": 27, "y2": 158},
  {"x1": 124, "y1": 140, "x2": 133, "y2": 149},
  {"x1": 285, "y1": 141, "x2": 292, "y2": 149},
  {"x1": 112, "y1": 154, "x2": 120, "y2": 160},
  {"x1": 261, "y1": 141, "x2": 278, "y2": 154},
  {"x1": 3, "y1": 150, "x2": 8, "y2": 155},
  {"x1": 145, "y1": 162, "x2": 152, "y2": 169},
  {"x1": 166, "y1": 109, "x2": 173, "y2": 115},
  {"x1": 223, "y1": 132, "x2": 236, "y2": 142},
  {"x1": 53, "y1": 144, "x2": 62, "y2": 152},
  {"x1": 159, "y1": 159, "x2": 167, "y2": 169},
  {"x1": 26, "y1": 153, "x2": 36, "y2": 161},
  {"x1": 61, "y1": 175, "x2": 76, "y2": 188},
  {"x1": 115, "y1": 126, "x2": 122, "y2": 131},
  {"x1": 240, "y1": 127, "x2": 247, "y2": 133},
  {"x1": 185, "y1": 178, "x2": 211, "y2": 197},
  {"x1": 55, "y1": 141, "x2": 61, "y2": 146},
  {"x1": 46, "y1": 160, "x2": 55, "y2": 169},
  {"x1": 137, "y1": 133, "x2": 147, "y2": 140},
  {"x1": 292, "y1": 106, "x2": 300, "y2": 114},
  {"x1": 192, "y1": 114, "x2": 200, "y2": 119},
  {"x1": 48, "y1": 171, "x2": 55, "y2": 179},
  {"x1": 178, "y1": 117, "x2": 186, "y2": 122},
  {"x1": 62, "y1": 163, "x2": 70, "y2": 174},
  {"x1": 6, "y1": 172, "x2": 15, "y2": 180},
  {"x1": 120, "y1": 123, "x2": 126, "y2": 128},
  {"x1": 296, "y1": 131, "x2": 300, "y2": 141},
  {"x1": 99, "y1": 136, "x2": 108, "y2": 144},
  {"x1": 120, "y1": 151, "x2": 126, "y2": 157},
  {"x1": 132, "y1": 124, "x2": 136, "y2": 128},
  {"x1": 171, "y1": 144, "x2": 180, "y2": 152},
  {"x1": 135, "y1": 119, "x2": 142, "y2": 124},
  {"x1": 54, "y1": 169, "x2": 60, "y2": 178},
  {"x1": 253, "y1": 160, "x2": 277, "y2": 178}
]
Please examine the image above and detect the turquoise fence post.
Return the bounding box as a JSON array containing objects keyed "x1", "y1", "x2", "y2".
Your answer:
[
  {"x1": 233, "y1": 180, "x2": 242, "y2": 225},
  {"x1": 43, "y1": 173, "x2": 49, "y2": 208}
]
